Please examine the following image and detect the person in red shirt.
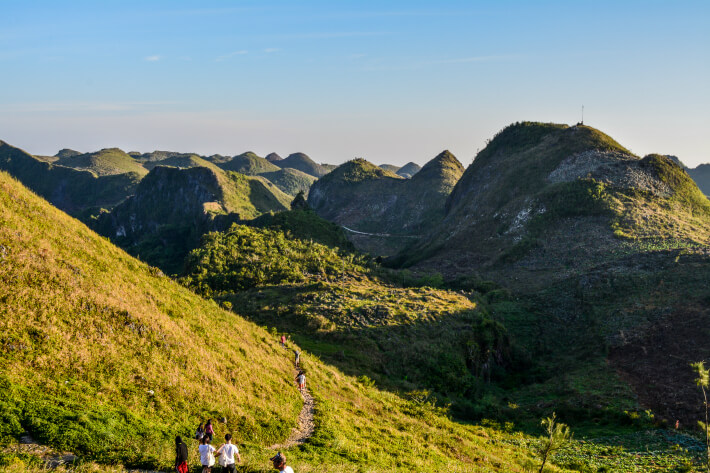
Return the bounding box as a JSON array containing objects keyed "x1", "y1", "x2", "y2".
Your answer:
[{"x1": 280, "y1": 335, "x2": 286, "y2": 348}]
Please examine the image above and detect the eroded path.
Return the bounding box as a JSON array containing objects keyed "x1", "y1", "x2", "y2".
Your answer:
[{"x1": 270, "y1": 363, "x2": 315, "y2": 450}]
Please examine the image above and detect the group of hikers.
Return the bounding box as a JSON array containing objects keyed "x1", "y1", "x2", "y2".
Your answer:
[
  {"x1": 175, "y1": 431, "x2": 293, "y2": 473},
  {"x1": 173, "y1": 335, "x2": 303, "y2": 472}
]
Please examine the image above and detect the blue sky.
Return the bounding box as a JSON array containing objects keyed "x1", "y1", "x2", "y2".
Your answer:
[{"x1": 1, "y1": 0, "x2": 708, "y2": 166}]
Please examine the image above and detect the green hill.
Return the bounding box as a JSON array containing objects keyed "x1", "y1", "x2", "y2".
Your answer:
[
  {"x1": 397, "y1": 161, "x2": 421, "y2": 178},
  {"x1": 389, "y1": 122, "x2": 710, "y2": 438},
  {"x1": 219, "y1": 152, "x2": 281, "y2": 174},
  {"x1": 265, "y1": 152, "x2": 283, "y2": 163},
  {"x1": 400, "y1": 123, "x2": 710, "y2": 280},
  {"x1": 0, "y1": 140, "x2": 141, "y2": 217},
  {"x1": 307, "y1": 152, "x2": 463, "y2": 255},
  {"x1": 56, "y1": 148, "x2": 148, "y2": 177},
  {"x1": 94, "y1": 166, "x2": 291, "y2": 273},
  {"x1": 0, "y1": 170, "x2": 576, "y2": 473},
  {"x1": 275, "y1": 153, "x2": 328, "y2": 178}
]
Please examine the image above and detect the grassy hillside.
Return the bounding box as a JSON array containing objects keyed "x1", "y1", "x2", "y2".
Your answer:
[
  {"x1": 0, "y1": 140, "x2": 141, "y2": 217},
  {"x1": 0, "y1": 170, "x2": 589, "y2": 473},
  {"x1": 56, "y1": 148, "x2": 149, "y2": 177}
]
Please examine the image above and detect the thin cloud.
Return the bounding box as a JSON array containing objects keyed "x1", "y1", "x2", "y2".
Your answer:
[
  {"x1": 5, "y1": 101, "x2": 177, "y2": 113},
  {"x1": 144, "y1": 55, "x2": 161, "y2": 62},
  {"x1": 216, "y1": 50, "x2": 248, "y2": 62},
  {"x1": 264, "y1": 48, "x2": 280, "y2": 53}
]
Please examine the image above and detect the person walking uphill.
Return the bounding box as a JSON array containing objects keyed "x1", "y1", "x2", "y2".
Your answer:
[
  {"x1": 205, "y1": 419, "x2": 214, "y2": 442},
  {"x1": 280, "y1": 334, "x2": 286, "y2": 348},
  {"x1": 198, "y1": 436, "x2": 216, "y2": 472},
  {"x1": 215, "y1": 433, "x2": 241, "y2": 472},
  {"x1": 295, "y1": 371, "x2": 306, "y2": 393},
  {"x1": 270, "y1": 452, "x2": 294, "y2": 473},
  {"x1": 174, "y1": 436, "x2": 188, "y2": 473}
]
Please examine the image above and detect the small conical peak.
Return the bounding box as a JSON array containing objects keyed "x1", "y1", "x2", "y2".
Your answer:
[
  {"x1": 415, "y1": 151, "x2": 464, "y2": 181},
  {"x1": 397, "y1": 162, "x2": 421, "y2": 178},
  {"x1": 55, "y1": 148, "x2": 82, "y2": 158},
  {"x1": 265, "y1": 152, "x2": 282, "y2": 162},
  {"x1": 236, "y1": 151, "x2": 261, "y2": 159},
  {"x1": 285, "y1": 152, "x2": 312, "y2": 161}
]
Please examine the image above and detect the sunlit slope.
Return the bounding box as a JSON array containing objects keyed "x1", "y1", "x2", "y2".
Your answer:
[{"x1": 0, "y1": 171, "x2": 301, "y2": 467}]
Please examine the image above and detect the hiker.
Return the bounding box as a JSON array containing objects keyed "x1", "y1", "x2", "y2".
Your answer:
[
  {"x1": 198, "y1": 436, "x2": 216, "y2": 472},
  {"x1": 195, "y1": 422, "x2": 205, "y2": 440},
  {"x1": 280, "y1": 334, "x2": 286, "y2": 348},
  {"x1": 175, "y1": 436, "x2": 188, "y2": 473},
  {"x1": 205, "y1": 419, "x2": 214, "y2": 442},
  {"x1": 295, "y1": 371, "x2": 306, "y2": 393},
  {"x1": 215, "y1": 433, "x2": 241, "y2": 472},
  {"x1": 294, "y1": 349, "x2": 301, "y2": 368},
  {"x1": 270, "y1": 452, "x2": 294, "y2": 473}
]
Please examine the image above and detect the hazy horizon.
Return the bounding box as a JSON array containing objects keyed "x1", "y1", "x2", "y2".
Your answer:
[{"x1": 2, "y1": 0, "x2": 708, "y2": 167}]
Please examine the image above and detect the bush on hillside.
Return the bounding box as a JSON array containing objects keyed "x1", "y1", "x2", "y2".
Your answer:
[{"x1": 181, "y1": 224, "x2": 365, "y2": 295}]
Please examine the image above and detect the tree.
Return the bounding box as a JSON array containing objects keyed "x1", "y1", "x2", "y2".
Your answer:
[
  {"x1": 534, "y1": 412, "x2": 572, "y2": 473},
  {"x1": 691, "y1": 361, "x2": 710, "y2": 473}
]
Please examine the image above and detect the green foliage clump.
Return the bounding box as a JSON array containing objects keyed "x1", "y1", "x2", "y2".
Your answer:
[{"x1": 182, "y1": 224, "x2": 365, "y2": 295}]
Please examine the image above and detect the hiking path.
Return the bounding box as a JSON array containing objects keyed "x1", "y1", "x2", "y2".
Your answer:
[{"x1": 269, "y1": 354, "x2": 315, "y2": 450}]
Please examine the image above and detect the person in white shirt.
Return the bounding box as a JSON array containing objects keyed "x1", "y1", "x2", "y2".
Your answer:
[
  {"x1": 215, "y1": 433, "x2": 241, "y2": 472},
  {"x1": 198, "y1": 436, "x2": 216, "y2": 472},
  {"x1": 270, "y1": 452, "x2": 294, "y2": 473}
]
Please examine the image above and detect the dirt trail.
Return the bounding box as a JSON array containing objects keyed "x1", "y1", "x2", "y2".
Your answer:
[{"x1": 270, "y1": 360, "x2": 315, "y2": 450}]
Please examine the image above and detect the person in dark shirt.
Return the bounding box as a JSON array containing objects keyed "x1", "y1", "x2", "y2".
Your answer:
[{"x1": 175, "y1": 436, "x2": 189, "y2": 473}]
